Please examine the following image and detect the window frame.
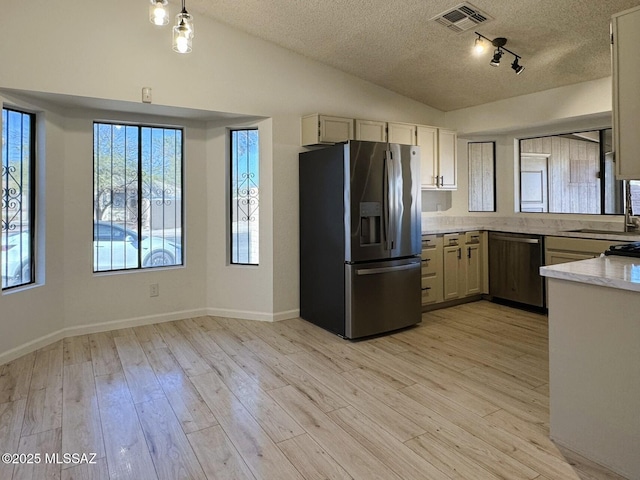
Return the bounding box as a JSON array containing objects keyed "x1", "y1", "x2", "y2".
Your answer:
[
  {"x1": 92, "y1": 121, "x2": 184, "y2": 273},
  {"x1": 518, "y1": 127, "x2": 622, "y2": 215},
  {"x1": 229, "y1": 127, "x2": 259, "y2": 266},
  {"x1": 1, "y1": 106, "x2": 36, "y2": 291}
]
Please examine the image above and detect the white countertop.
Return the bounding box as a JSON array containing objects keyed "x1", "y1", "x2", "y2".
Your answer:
[
  {"x1": 540, "y1": 255, "x2": 640, "y2": 293},
  {"x1": 421, "y1": 217, "x2": 640, "y2": 242}
]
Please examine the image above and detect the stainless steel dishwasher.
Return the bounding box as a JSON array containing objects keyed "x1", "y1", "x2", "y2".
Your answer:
[{"x1": 488, "y1": 232, "x2": 545, "y2": 308}]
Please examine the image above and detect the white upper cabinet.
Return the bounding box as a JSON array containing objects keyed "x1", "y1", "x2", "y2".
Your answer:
[
  {"x1": 417, "y1": 126, "x2": 457, "y2": 190},
  {"x1": 301, "y1": 114, "x2": 353, "y2": 146},
  {"x1": 301, "y1": 115, "x2": 457, "y2": 190},
  {"x1": 612, "y1": 5, "x2": 640, "y2": 179},
  {"x1": 438, "y1": 129, "x2": 457, "y2": 189},
  {"x1": 387, "y1": 122, "x2": 417, "y2": 145},
  {"x1": 355, "y1": 119, "x2": 387, "y2": 142}
]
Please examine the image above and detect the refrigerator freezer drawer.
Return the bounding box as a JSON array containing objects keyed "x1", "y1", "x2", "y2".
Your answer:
[{"x1": 345, "y1": 258, "x2": 421, "y2": 339}]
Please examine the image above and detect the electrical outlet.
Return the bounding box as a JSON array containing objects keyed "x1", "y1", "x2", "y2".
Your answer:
[{"x1": 150, "y1": 283, "x2": 159, "y2": 297}]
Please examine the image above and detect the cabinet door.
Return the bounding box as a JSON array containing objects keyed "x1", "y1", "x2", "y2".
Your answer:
[
  {"x1": 301, "y1": 114, "x2": 353, "y2": 146},
  {"x1": 388, "y1": 123, "x2": 416, "y2": 145},
  {"x1": 443, "y1": 245, "x2": 462, "y2": 300},
  {"x1": 613, "y1": 6, "x2": 640, "y2": 179},
  {"x1": 321, "y1": 116, "x2": 354, "y2": 144},
  {"x1": 417, "y1": 125, "x2": 438, "y2": 189},
  {"x1": 438, "y1": 129, "x2": 457, "y2": 189},
  {"x1": 465, "y1": 243, "x2": 482, "y2": 295},
  {"x1": 355, "y1": 119, "x2": 387, "y2": 142}
]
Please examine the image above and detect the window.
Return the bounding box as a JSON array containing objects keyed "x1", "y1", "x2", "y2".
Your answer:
[
  {"x1": 519, "y1": 128, "x2": 623, "y2": 214},
  {"x1": 230, "y1": 129, "x2": 259, "y2": 265},
  {"x1": 2, "y1": 108, "x2": 35, "y2": 290},
  {"x1": 468, "y1": 141, "x2": 495, "y2": 212},
  {"x1": 93, "y1": 122, "x2": 183, "y2": 272}
]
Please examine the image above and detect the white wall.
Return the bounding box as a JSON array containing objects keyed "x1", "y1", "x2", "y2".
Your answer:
[{"x1": 0, "y1": 0, "x2": 444, "y2": 360}]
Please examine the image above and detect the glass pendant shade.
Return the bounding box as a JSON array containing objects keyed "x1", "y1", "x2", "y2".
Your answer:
[
  {"x1": 149, "y1": 0, "x2": 169, "y2": 26},
  {"x1": 173, "y1": 12, "x2": 194, "y2": 54}
]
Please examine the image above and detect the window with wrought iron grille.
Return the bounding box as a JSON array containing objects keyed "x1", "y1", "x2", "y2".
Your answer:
[
  {"x1": 230, "y1": 129, "x2": 259, "y2": 265},
  {"x1": 2, "y1": 107, "x2": 36, "y2": 290},
  {"x1": 93, "y1": 122, "x2": 183, "y2": 272}
]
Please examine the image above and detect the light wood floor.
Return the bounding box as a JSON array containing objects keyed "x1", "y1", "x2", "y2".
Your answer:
[{"x1": 0, "y1": 300, "x2": 627, "y2": 480}]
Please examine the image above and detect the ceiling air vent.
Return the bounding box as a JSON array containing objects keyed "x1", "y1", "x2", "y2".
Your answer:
[{"x1": 431, "y1": 3, "x2": 493, "y2": 33}]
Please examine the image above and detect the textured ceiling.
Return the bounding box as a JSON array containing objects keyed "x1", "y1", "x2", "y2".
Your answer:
[{"x1": 178, "y1": 0, "x2": 640, "y2": 111}]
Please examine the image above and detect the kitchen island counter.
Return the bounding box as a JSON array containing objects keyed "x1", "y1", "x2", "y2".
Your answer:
[
  {"x1": 540, "y1": 254, "x2": 640, "y2": 292},
  {"x1": 540, "y1": 255, "x2": 640, "y2": 480}
]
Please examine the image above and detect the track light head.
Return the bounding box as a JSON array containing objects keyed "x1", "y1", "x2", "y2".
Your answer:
[
  {"x1": 474, "y1": 36, "x2": 485, "y2": 54},
  {"x1": 490, "y1": 49, "x2": 503, "y2": 67},
  {"x1": 511, "y1": 57, "x2": 525, "y2": 74}
]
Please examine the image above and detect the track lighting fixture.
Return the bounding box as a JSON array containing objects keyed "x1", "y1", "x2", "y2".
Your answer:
[
  {"x1": 149, "y1": 0, "x2": 195, "y2": 54},
  {"x1": 474, "y1": 32, "x2": 525, "y2": 74},
  {"x1": 511, "y1": 57, "x2": 525, "y2": 75},
  {"x1": 490, "y1": 49, "x2": 503, "y2": 67}
]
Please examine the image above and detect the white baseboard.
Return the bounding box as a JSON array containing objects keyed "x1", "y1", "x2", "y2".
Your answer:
[
  {"x1": 0, "y1": 307, "x2": 301, "y2": 365},
  {"x1": 206, "y1": 307, "x2": 300, "y2": 322},
  {"x1": 0, "y1": 308, "x2": 207, "y2": 366}
]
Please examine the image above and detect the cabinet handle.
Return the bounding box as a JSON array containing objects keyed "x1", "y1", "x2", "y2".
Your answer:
[
  {"x1": 440, "y1": 175, "x2": 444, "y2": 186},
  {"x1": 421, "y1": 258, "x2": 431, "y2": 262},
  {"x1": 467, "y1": 247, "x2": 471, "y2": 259},
  {"x1": 457, "y1": 248, "x2": 461, "y2": 259},
  {"x1": 434, "y1": 175, "x2": 439, "y2": 187},
  {"x1": 421, "y1": 287, "x2": 431, "y2": 291}
]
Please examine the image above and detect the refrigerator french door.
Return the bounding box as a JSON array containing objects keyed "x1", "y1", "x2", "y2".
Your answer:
[{"x1": 299, "y1": 140, "x2": 422, "y2": 339}]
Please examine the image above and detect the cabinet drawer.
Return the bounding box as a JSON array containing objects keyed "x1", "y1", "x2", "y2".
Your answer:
[
  {"x1": 421, "y1": 276, "x2": 441, "y2": 305},
  {"x1": 465, "y1": 231, "x2": 481, "y2": 244},
  {"x1": 421, "y1": 234, "x2": 440, "y2": 249},
  {"x1": 443, "y1": 233, "x2": 460, "y2": 246},
  {"x1": 421, "y1": 252, "x2": 439, "y2": 275}
]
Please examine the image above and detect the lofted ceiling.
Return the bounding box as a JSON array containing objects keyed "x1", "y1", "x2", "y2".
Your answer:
[{"x1": 176, "y1": 0, "x2": 640, "y2": 112}]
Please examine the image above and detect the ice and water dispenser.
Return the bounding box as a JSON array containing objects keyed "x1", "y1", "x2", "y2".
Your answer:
[{"x1": 359, "y1": 202, "x2": 382, "y2": 245}]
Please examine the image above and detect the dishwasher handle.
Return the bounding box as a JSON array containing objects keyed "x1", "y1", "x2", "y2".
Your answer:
[{"x1": 490, "y1": 234, "x2": 540, "y2": 244}]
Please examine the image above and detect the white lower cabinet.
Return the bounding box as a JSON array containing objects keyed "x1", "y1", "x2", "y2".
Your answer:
[
  {"x1": 424, "y1": 231, "x2": 484, "y2": 308},
  {"x1": 464, "y1": 231, "x2": 483, "y2": 296},
  {"x1": 443, "y1": 234, "x2": 463, "y2": 301},
  {"x1": 544, "y1": 236, "x2": 626, "y2": 266},
  {"x1": 421, "y1": 235, "x2": 443, "y2": 305}
]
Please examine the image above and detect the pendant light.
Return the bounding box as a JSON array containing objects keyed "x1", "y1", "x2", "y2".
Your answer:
[
  {"x1": 149, "y1": 0, "x2": 169, "y2": 26},
  {"x1": 173, "y1": 0, "x2": 194, "y2": 54}
]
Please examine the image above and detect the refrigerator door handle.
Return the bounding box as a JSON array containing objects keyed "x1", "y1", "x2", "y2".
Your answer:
[
  {"x1": 356, "y1": 261, "x2": 420, "y2": 276},
  {"x1": 385, "y1": 150, "x2": 396, "y2": 251},
  {"x1": 383, "y1": 151, "x2": 392, "y2": 250}
]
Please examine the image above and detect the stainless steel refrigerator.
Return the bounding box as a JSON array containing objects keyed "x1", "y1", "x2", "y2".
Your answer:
[{"x1": 299, "y1": 140, "x2": 422, "y2": 339}]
